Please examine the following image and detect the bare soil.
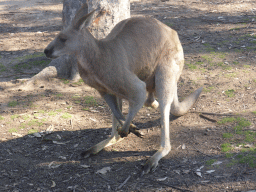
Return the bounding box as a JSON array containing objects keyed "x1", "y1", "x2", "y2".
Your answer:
[{"x1": 0, "y1": 0, "x2": 256, "y2": 191}]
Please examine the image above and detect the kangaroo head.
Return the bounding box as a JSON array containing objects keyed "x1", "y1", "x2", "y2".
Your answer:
[{"x1": 44, "y1": 4, "x2": 95, "y2": 58}]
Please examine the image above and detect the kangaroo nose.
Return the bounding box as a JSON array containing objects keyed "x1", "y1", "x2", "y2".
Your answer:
[{"x1": 44, "y1": 48, "x2": 52, "y2": 58}]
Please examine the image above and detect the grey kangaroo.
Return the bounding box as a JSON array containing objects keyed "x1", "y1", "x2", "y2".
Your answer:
[{"x1": 44, "y1": 4, "x2": 202, "y2": 175}]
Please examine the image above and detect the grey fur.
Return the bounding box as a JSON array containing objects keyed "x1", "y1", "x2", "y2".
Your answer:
[{"x1": 44, "y1": 4, "x2": 202, "y2": 175}]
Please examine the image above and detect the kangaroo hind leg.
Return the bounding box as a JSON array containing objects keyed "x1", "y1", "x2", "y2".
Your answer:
[
  {"x1": 81, "y1": 96, "x2": 124, "y2": 158},
  {"x1": 142, "y1": 65, "x2": 177, "y2": 175}
]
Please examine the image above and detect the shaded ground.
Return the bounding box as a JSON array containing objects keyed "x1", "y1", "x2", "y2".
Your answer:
[{"x1": 0, "y1": 0, "x2": 256, "y2": 191}]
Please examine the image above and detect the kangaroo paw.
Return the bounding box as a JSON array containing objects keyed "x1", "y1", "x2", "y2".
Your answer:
[
  {"x1": 118, "y1": 123, "x2": 144, "y2": 138},
  {"x1": 141, "y1": 158, "x2": 158, "y2": 176},
  {"x1": 118, "y1": 129, "x2": 129, "y2": 138},
  {"x1": 129, "y1": 123, "x2": 144, "y2": 138},
  {"x1": 80, "y1": 148, "x2": 94, "y2": 159}
]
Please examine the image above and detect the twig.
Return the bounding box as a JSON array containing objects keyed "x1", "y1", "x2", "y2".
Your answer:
[
  {"x1": 199, "y1": 114, "x2": 217, "y2": 122},
  {"x1": 147, "y1": 178, "x2": 193, "y2": 192},
  {"x1": 117, "y1": 175, "x2": 131, "y2": 189},
  {"x1": 70, "y1": 119, "x2": 73, "y2": 129},
  {"x1": 191, "y1": 111, "x2": 239, "y2": 116}
]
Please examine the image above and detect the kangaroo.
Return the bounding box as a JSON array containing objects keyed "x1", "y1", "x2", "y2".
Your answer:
[{"x1": 44, "y1": 4, "x2": 203, "y2": 175}]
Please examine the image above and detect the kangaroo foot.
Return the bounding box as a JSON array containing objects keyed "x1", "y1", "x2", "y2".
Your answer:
[
  {"x1": 141, "y1": 157, "x2": 159, "y2": 176},
  {"x1": 80, "y1": 134, "x2": 123, "y2": 158},
  {"x1": 118, "y1": 123, "x2": 144, "y2": 138}
]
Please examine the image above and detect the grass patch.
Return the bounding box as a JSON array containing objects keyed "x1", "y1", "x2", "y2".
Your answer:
[
  {"x1": 0, "y1": 116, "x2": 4, "y2": 120},
  {"x1": 218, "y1": 117, "x2": 236, "y2": 124},
  {"x1": 8, "y1": 128, "x2": 18, "y2": 133},
  {"x1": 245, "y1": 134, "x2": 255, "y2": 143},
  {"x1": 27, "y1": 119, "x2": 43, "y2": 127},
  {"x1": 61, "y1": 79, "x2": 70, "y2": 84},
  {"x1": 84, "y1": 96, "x2": 98, "y2": 106},
  {"x1": 22, "y1": 115, "x2": 30, "y2": 120},
  {"x1": 222, "y1": 66, "x2": 232, "y2": 70},
  {"x1": 165, "y1": 22, "x2": 174, "y2": 27},
  {"x1": 195, "y1": 61, "x2": 204, "y2": 65},
  {"x1": 224, "y1": 73, "x2": 237, "y2": 78},
  {"x1": 205, "y1": 159, "x2": 217, "y2": 166},
  {"x1": 221, "y1": 143, "x2": 232, "y2": 152},
  {"x1": 233, "y1": 117, "x2": 251, "y2": 131},
  {"x1": 8, "y1": 101, "x2": 18, "y2": 107},
  {"x1": 15, "y1": 53, "x2": 45, "y2": 61},
  {"x1": 204, "y1": 86, "x2": 214, "y2": 93},
  {"x1": 38, "y1": 110, "x2": 46, "y2": 114},
  {"x1": 237, "y1": 152, "x2": 256, "y2": 167},
  {"x1": 12, "y1": 59, "x2": 50, "y2": 72},
  {"x1": 48, "y1": 111, "x2": 57, "y2": 116},
  {"x1": 186, "y1": 64, "x2": 197, "y2": 70},
  {"x1": 28, "y1": 129, "x2": 38, "y2": 134},
  {"x1": 225, "y1": 153, "x2": 234, "y2": 158},
  {"x1": 0, "y1": 63, "x2": 7, "y2": 73},
  {"x1": 72, "y1": 78, "x2": 84, "y2": 86},
  {"x1": 226, "y1": 159, "x2": 238, "y2": 167},
  {"x1": 225, "y1": 89, "x2": 235, "y2": 97},
  {"x1": 223, "y1": 133, "x2": 233, "y2": 138},
  {"x1": 55, "y1": 93, "x2": 63, "y2": 97},
  {"x1": 61, "y1": 113, "x2": 72, "y2": 119},
  {"x1": 11, "y1": 114, "x2": 19, "y2": 120},
  {"x1": 201, "y1": 55, "x2": 213, "y2": 62}
]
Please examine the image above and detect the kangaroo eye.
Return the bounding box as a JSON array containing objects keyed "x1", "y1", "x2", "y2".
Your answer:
[{"x1": 59, "y1": 37, "x2": 67, "y2": 43}]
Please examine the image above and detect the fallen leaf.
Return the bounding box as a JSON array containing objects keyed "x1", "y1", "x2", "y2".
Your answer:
[
  {"x1": 74, "y1": 144, "x2": 79, "y2": 148},
  {"x1": 201, "y1": 180, "x2": 210, "y2": 183},
  {"x1": 48, "y1": 161, "x2": 61, "y2": 169},
  {"x1": 52, "y1": 141, "x2": 70, "y2": 145},
  {"x1": 212, "y1": 161, "x2": 222, "y2": 166},
  {"x1": 51, "y1": 181, "x2": 56, "y2": 188},
  {"x1": 80, "y1": 165, "x2": 90, "y2": 168},
  {"x1": 156, "y1": 177, "x2": 168, "y2": 181},
  {"x1": 174, "y1": 170, "x2": 180, "y2": 175},
  {"x1": 206, "y1": 170, "x2": 215, "y2": 174},
  {"x1": 59, "y1": 156, "x2": 66, "y2": 160},
  {"x1": 96, "y1": 167, "x2": 111, "y2": 174},
  {"x1": 195, "y1": 171, "x2": 202, "y2": 177}
]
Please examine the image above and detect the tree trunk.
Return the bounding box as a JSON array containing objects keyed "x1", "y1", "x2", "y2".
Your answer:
[{"x1": 15, "y1": 0, "x2": 130, "y2": 90}]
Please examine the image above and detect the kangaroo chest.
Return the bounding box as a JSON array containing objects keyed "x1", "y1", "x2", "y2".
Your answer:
[{"x1": 77, "y1": 58, "x2": 107, "y2": 93}]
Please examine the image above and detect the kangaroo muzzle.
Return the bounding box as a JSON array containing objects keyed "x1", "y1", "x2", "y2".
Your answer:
[{"x1": 44, "y1": 48, "x2": 54, "y2": 58}]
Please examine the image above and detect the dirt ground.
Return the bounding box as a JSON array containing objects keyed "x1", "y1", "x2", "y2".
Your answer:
[{"x1": 0, "y1": 0, "x2": 256, "y2": 191}]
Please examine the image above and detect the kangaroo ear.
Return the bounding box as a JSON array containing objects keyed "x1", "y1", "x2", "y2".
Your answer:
[{"x1": 73, "y1": 8, "x2": 96, "y2": 30}]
